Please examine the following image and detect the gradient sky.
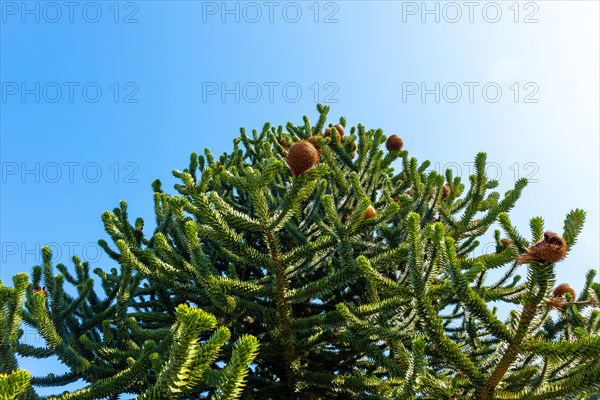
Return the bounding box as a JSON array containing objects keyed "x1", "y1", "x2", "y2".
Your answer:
[{"x1": 1, "y1": 1, "x2": 598, "y2": 394}]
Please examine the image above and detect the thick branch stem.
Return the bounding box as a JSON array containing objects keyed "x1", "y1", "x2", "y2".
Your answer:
[
  {"x1": 267, "y1": 230, "x2": 297, "y2": 396},
  {"x1": 477, "y1": 274, "x2": 548, "y2": 399}
]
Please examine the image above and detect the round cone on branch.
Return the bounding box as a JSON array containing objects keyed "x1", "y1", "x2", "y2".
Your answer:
[
  {"x1": 386, "y1": 135, "x2": 404, "y2": 151},
  {"x1": 279, "y1": 138, "x2": 291, "y2": 149},
  {"x1": 546, "y1": 296, "x2": 565, "y2": 311},
  {"x1": 307, "y1": 136, "x2": 321, "y2": 152},
  {"x1": 351, "y1": 141, "x2": 358, "y2": 158},
  {"x1": 553, "y1": 283, "x2": 576, "y2": 299},
  {"x1": 324, "y1": 124, "x2": 344, "y2": 141},
  {"x1": 343, "y1": 141, "x2": 358, "y2": 158},
  {"x1": 442, "y1": 184, "x2": 451, "y2": 200},
  {"x1": 517, "y1": 231, "x2": 567, "y2": 265},
  {"x1": 500, "y1": 238, "x2": 513, "y2": 248},
  {"x1": 286, "y1": 140, "x2": 320, "y2": 177},
  {"x1": 32, "y1": 285, "x2": 47, "y2": 296},
  {"x1": 363, "y1": 205, "x2": 376, "y2": 220}
]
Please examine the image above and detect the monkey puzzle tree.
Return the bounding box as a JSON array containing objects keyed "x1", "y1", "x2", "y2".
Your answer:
[{"x1": 1, "y1": 105, "x2": 599, "y2": 399}]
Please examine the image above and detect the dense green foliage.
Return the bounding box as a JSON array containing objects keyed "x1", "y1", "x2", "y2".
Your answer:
[
  {"x1": 0, "y1": 369, "x2": 31, "y2": 400},
  {"x1": 1, "y1": 105, "x2": 599, "y2": 399},
  {"x1": 1, "y1": 268, "x2": 258, "y2": 400}
]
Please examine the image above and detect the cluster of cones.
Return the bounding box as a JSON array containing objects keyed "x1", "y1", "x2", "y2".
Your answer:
[
  {"x1": 283, "y1": 128, "x2": 595, "y2": 313},
  {"x1": 283, "y1": 124, "x2": 404, "y2": 177},
  {"x1": 498, "y1": 234, "x2": 599, "y2": 310},
  {"x1": 283, "y1": 125, "x2": 404, "y2": 221}
]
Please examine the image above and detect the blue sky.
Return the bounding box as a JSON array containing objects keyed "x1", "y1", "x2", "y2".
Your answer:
[{"x1": 1, "y1": 0, "x2": 599, "y2": 394}]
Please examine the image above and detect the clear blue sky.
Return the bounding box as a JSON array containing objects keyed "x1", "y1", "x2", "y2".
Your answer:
[{"x1": 1, "y1": 1, "x2": 598, "y2": 394}]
